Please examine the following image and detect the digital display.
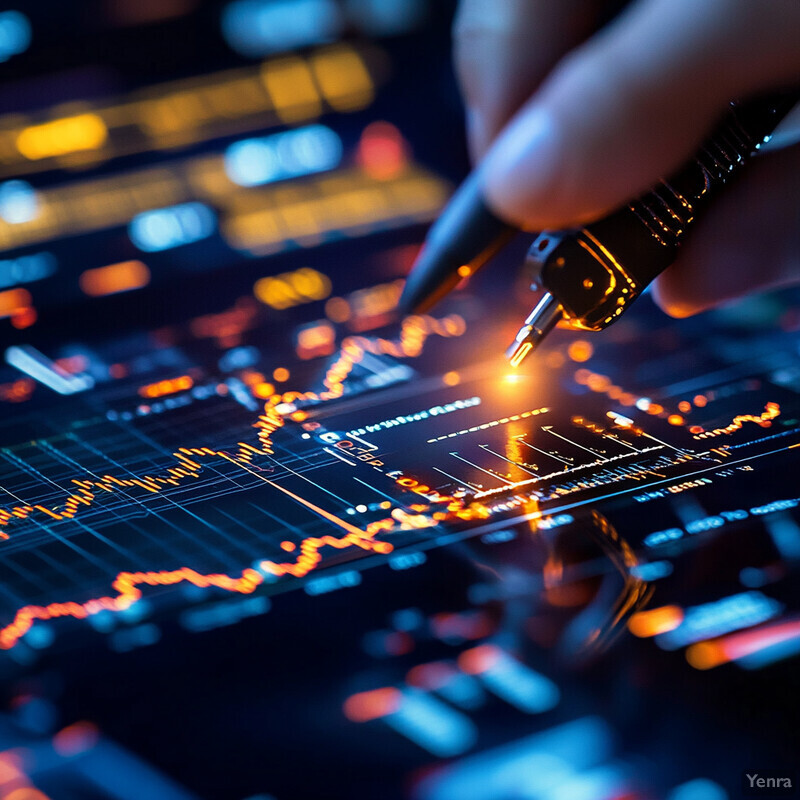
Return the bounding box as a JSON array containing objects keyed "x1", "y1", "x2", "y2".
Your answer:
[{"x1": 0, "y1": 3, "x2": 797, "y2": 799}]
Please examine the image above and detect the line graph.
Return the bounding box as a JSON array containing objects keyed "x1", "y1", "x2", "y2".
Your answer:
[
  {"x1": 0, "y1": 306, "x2": 792, "y2": 654},
  {"x1": 0, "y1": 314, "x2": 464, "y2": 533},
  {"x1": 691, "y1": 402, "x2": 780, "y2": 439},
  {"x1": 0, "y1": 315, "x2": 467, "y2": 650}
]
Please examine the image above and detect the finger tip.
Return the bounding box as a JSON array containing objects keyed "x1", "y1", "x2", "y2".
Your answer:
[{"x1": 650, "y1": 276, "x2": 703, "y2": 319}]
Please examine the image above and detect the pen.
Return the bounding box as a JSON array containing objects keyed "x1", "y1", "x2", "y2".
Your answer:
[{"x1": 399, "y1": 90, "x2": 800, "y2": 366}]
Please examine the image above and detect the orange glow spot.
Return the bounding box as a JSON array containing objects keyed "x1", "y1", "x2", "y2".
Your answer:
[
  {"x1": 79, "y1": 260, "x2": 150, "y2": 297},
  {"x1": 5, "y1": 789, "x2": 51, "y2": 800},
  {"x1": 457, "y1": 643, "x2": 502, "y2": 675},
  {"x1": 0, "y1": 751, "x2": 24, "y2": 783},
  {"x1": 254, "y1": 267, "x2": 331, "y2": 310},
  {"x1": 573, "y1": 368, "x2": 591, "y2": 384},
  {"x1": 241, "y1": 371, "x2": 266, "y2": 386},
  {"x1": 693, "y1": 394, "x2": 708, "y2": 407},
  {"x1": 311, "y1": 45, "x2": 374, "y2": 112},
  {"x1": 686, "y1": 641, "x2": 726, "y2": 670},
  {"x1": 52, "y1": 721, "x2": 99, "y2": 757},
  {"x1": 0, "y1": 288, "x2": 32, "y2": 319},
  {"x1": 667, "y1": 414, "x2": 684, "y2": 426},
  {"x1": 646, "y1": 404, "x2": 664, "y2": 415},
  {"x1": 442, "y1": 371, "x2": 460, "y2": 386},
  {"x1": 280, "y1": 541, "x2": 296, "y2": 552},
  {"x1": 17, "y1": 113, "x2": 108, "y2": 160},
  {"x1": 290, "y1": 411, "x2": 308, "y2": 422},
  {"x1": 343, "y1": 687, "x2": 402, "y2": 722},
  {"x1": 628, "y1": 605, "x2": 684, "y2": 638},
  {"x1": 618, "y1": 393, "x2": 637, "y2": 406},
  {"x1": 273, "y1": 367, "x2": 290, "y2": 383},
  {"x1": 689, "y1": 425, "x2": 704, "y2": 434},
  {"x1": 567, "y1": 339, "x2": 594, "y2": 362},
  {"x1": 252, "y1": 382, "x2": 275, "y2": 399},
  {"x1": 138, "y1": 375, "x2": 193, "y2": 399},
  {"x1": 295, "y1": 320, "x2": 336, "y2": 360},
  {"x1": 325, "y1": 296, "x2": 351, "y2": 323},
  {"x1": 10, "y1": 306, "x2": 37, "y2": 329},
  {"x1": 587, "y1": 375, "x2": 612, "y2": 392},
  {"x1": 0, "y1": 378, "x2": 35, "y2": 403},
  {"x1": 261, "y1": 56, "x2": 321, "y2": 123},
  {"x1": 457, "y1": 265, "x2": 472, "y2": 278},
  {"x1": 356, "y1": 121, "x2": 407, "y2": 180},
  {"x1": 678, "y1": 401, "x2": 691, "y2": 413}
]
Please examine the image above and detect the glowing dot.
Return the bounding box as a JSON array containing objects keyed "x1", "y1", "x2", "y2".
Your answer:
[
  {"x1": 689, "y1": 425, "x2": 704, "y2": 434},
  {"x1": 504, "y1": 374, "x2": 522, "y2": 384},
  {"x1": 343, "y1": 687, "x2": 402, "y2": 722},
  {"x1": 253, "y1": 381, "x2": 275, "y2": 398},
  {"x1": 586, "y1": 374, "x2": 611, "y2": 392},
  {"x1": 280, "y1": 541, "x2": 296, "y2": 552},
  {"x1": 685, "y1": 641, "x2": 724, "y2": 670},
  {"x1": 457, "y1": 643, "x2": 502, "y2": 674},
  {"x1": 273, "y1": 367, "x2": 290, "y2": 382},
  {"x1": 457, "y1": 265, "x2": 471, "y2": 278},
  {"x1": 10, "y1": 306, "x2": 36, "y2": 329},
  {"x1": 573, "y1": 368, "x2": 591, "y2": 385},
  {"x1": 442, "y1": 370, "x2": 460, "y2": 386},
  {"x1": 301, "y1": 433, "x2": 311, "y2": 439},
  {"x1": 693, "y1": 394, "x2": 707, "y2": 407},
  {"x1": 668, "y1": 414, "x2": 684, "y2": 426},
  {"x1": 628, "y1": 605, "x2": 684, "y2": 637},
  {"x1": 325, "y1": 296, "x2": 351, "y2": 322},
  {"x1": 355, "y1": 504, "x2": 367, "y2": 513},
  {"x1": 646, "y1": 404, "x2": 664, "y2": 416},
  {"x1": 678, "y1": 400, "x2": 691, "y2": 413},
  {"x1": 290, "y1": 410, "x2": 308, "y2": 422},
  {"x1": 356, "y1": 121, "x2": 407, "y2": 180},
  {"x1": 380, "y1": 501, "x2": 391, "y2": 509},
  {"x1": 567, "y1": 339, "x2": 593, "y2": 362}
]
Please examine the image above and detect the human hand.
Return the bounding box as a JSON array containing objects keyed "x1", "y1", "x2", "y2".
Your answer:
[{"x1": 453, "y1": 0, "x2": 800, "y2": 316}]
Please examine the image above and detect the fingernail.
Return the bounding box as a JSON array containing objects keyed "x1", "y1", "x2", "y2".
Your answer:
[{"x1": 482, "y1": 106, "x2": 562, "y2": 229}]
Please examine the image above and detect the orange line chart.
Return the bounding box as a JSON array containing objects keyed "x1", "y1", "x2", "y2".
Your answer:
[
  {"x1": 0, "y1": 314, "x2": 464, "y2": 534},
  {"x1": 0, "y1": 314, "x2": 465, "y2": 650},
  {"x1": 691, "y1": 402, "x2": 780, "y2": 440}
]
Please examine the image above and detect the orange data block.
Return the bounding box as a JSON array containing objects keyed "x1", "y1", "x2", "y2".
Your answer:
[{"x1": 79, "y1": 260, "x2": 150, "y2": 297}]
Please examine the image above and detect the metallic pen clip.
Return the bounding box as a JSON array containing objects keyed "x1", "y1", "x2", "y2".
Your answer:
[{"x1": 506, "y1": 292, "x2": 563, "y2": 367}]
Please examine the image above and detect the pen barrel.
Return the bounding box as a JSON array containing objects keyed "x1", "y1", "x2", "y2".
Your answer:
[{"x1": 528, "y1": 89, "x2": 800, "y2": 330}]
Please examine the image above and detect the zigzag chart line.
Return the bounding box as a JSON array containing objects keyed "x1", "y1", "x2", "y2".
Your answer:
[{"x1": 0, "y1": 315, "x2": 463, "y2": 650}]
